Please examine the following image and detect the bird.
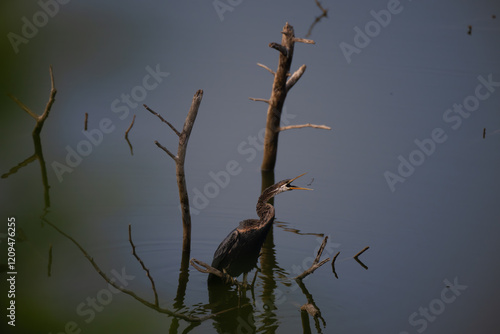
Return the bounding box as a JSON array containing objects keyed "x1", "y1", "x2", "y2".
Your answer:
[{"x1": 208, "y1": 173, "x2": 312, "y2": 285}]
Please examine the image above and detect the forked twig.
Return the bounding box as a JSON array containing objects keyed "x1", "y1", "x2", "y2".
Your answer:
[{"x1": 294, "y1": 236, "x2": 330, "y2": 280}]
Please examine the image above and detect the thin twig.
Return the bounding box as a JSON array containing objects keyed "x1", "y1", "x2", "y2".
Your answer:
[
  {"x1": 155, "y1": 141, "x2": 177, "y2": 161},
  {"x1": 279, "y1": 123, "x2": 332, "y2": 131},
  {"x1": 84, "y1": 113, "x2": 88, "y2": 131},
  {"x1": 125, "y1": 115, "x2": 136, "y2": 138},
  {"x1": 257, "y1": 63, "x2": 275, "y2": 75},
  {"x1": 331, "y1": 251, "x2": 340, "y2": 279},
  {"x1": 353, "y1": 246, "x2": 369, "y2": 259},
  {"x1": 129, "y1": 224, "x2": 159, "y2": 306},
  {"x1": 35, "y1": 65, "x2": 57, "y2": 134},
  {"x1": 144, "y1": 104, "x2": 181, "y2": 137},
  {"x1": 294, "y1": 236, "x2": 330, "y2": 280},
  {"x1": 7, "y1": 94, "x2": 38, "y2": 120},
  {"x1": 249, "y1": 97, "x2": 270, "y2": 104},
  {"x1": 306, "y1": 0, "x2": 329, "y2": 38}
]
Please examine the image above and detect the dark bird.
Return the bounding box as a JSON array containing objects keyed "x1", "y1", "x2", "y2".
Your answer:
[{"x1": 208, "y1": 173, "x2": 312, "y2": 285}]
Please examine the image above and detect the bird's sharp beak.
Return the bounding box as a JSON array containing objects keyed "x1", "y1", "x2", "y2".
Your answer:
[{"x1": 288, "y1": 173, "x2": 313, "y2": 190}]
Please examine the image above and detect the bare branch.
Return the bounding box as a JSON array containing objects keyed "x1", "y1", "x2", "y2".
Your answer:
[
  {"x1": 129, "y1": 224, "x2": 159, "y2": 306},
  {"x1": 7, "y1": 94, "x2": 38, "y2": 120},
  {"x1": 257, "y1": 63, "x2": 275, "y2": 75},
  {"x1": 306, "y1": 0, "x2": 329, "y2": 38},
  {"x1": 155, "y1": 141, "x2": 177, "y2": 161},
  {"x1": 279, "y1": 123, "x2": 332, "y2": 131},
  {"x1": 249, "y1": 97, "x2": 270, "y2": 104},
  {"x1": 286, "y1": 64, "x2": 307, "y2": 92},
  {"x1": 1, "y1": 154, "x2": 37, "y2": 179},
  {"x1": 293, "y1": 37, "x2": 315, "y2": 44},
  {"x1": 144, "y1": 104, "x2": 181, "y2": 137},
  {"x1": 269, "y1": 42, "x2": 288, "y2": 56},
  {"x1": 125, "y1": 115, "x2": 136, "y2": 138}
]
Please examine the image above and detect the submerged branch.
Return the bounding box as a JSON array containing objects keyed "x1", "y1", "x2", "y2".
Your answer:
[
  {"x1": 43, "y1": 216, "x2": 237, "y2": 323},
  {"x1": 129, "y1": 224, "x2": 159, "y2": 306},
  {"x1": 294, "y1": 236, "x2": 330, "y2": 280},
  {"x1": 190, "y1": 258, "x2": 245, "y2": 288}
]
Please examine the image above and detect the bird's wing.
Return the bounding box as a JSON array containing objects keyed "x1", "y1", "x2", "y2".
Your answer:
[{"x1": 211, "y1": 228, "x2": 240, "y2": 270}]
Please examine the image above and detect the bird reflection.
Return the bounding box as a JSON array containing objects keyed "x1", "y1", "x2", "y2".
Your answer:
[{"x1": 208, "y1": 173, "x2": 312, "y2": 285}]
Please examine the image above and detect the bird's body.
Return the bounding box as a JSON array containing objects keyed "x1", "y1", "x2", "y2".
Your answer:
[{"x1": 208, "y1": 173, "x2": 310, "y2": 284}]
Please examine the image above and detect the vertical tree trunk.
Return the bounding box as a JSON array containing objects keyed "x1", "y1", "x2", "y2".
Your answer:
[{"x1": 261, "y1": 23, "x2": 296, "y2": 171}]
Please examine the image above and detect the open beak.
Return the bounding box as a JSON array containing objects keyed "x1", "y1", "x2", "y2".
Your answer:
[{"x1": 288, "y1": 173, "x2": 313, "y2": 190}]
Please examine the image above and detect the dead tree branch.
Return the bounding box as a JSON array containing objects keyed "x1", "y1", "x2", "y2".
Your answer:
[
  {"x1": 144, "y1": 90, "x2": 203, "y2": 254},
  {"x1": 279, "y1": 123, "x2": 331, "y2": 131},
  {"x1": 8, "y1": 65, "x2": 57, "y2": 136},
  {"x1": 294, "y1": 236, "x2": 330, "y2": 280},
  {"x1": 3, "y1": 66, "x2": 56, "y2": 209},
  {"x1": 248, "y1": 97, "x2": 270, "y2": 104},
  {"x1": 354, "y1": 246, "x2": 369, "y2": 259},
  {"x1": 144, "y1": 104, "x2": 181, "y2": 137},
  {"x1": 125, "y1": 115, "x2": 136, "y2": 155},
  {"x1": 286, "y1": 65, "x2": 307, "y2": 92},
  {"x1": 257, "y1": 63, "x2": 275, "y2": 76},
  {"x1": 249, "y1": 22, "x2": 330, "y2": 171},
  {"x1": 331, "y1": 251, "x2": 340, "y2": 279},
  {"x1": 306, "y1": 0, "x2": 329, "y2": 38}
]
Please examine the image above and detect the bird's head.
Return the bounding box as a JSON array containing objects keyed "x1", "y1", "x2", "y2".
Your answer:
[{"x1": 270, "y1": 173, "x2": 313, "y2": 196}]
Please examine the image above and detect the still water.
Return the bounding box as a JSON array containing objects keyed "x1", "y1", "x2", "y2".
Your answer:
[{"x1": 1, "y1": 0, "x2": 500, "y2": 333}]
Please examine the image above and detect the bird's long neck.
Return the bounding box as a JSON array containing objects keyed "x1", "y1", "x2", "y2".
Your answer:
[{"x1": 256, "y1": 190, "x2": 276, "y2": 226}]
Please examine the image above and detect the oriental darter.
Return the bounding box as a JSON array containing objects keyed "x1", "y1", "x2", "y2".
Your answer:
[{"x1": 208, "y1": 173, "x2": 312, "y2": 285}]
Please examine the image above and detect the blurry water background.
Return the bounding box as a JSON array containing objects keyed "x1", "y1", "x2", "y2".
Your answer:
[{"x1": 1, "y1": 0, "x2": 500, "y2": 333}]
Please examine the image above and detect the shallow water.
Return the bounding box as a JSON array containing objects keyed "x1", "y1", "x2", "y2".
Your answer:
[{"x1": 1, "y1": 1, "x2": 500, "y2": 333}]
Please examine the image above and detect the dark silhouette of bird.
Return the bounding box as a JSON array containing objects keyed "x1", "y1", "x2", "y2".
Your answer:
[{"x1": 208, "y1": 173, "x2": 312, "y2": 285}]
